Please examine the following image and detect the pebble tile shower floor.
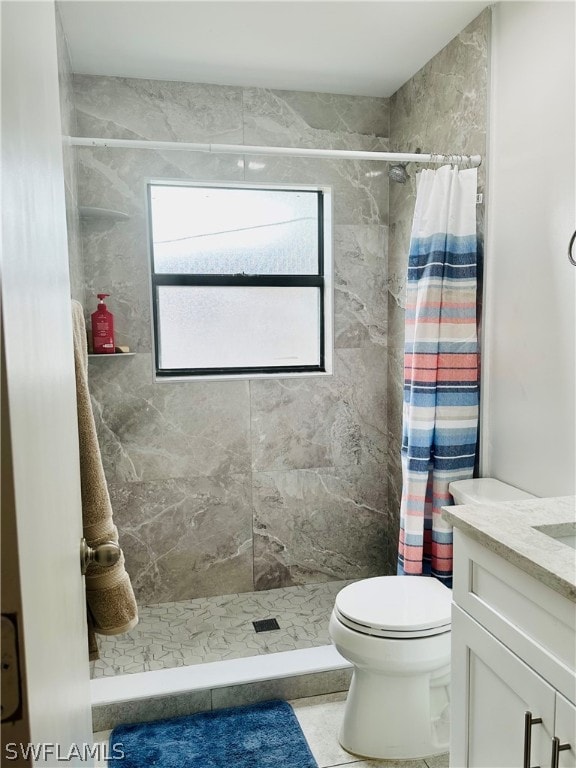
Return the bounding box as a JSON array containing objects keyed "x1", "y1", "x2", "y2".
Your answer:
[{"x1": 91, "y1": 580, "x2": 354, "y2": 678}]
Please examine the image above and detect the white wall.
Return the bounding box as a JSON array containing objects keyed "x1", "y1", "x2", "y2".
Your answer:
[
  {"x1": 481, "y1": 2, "x2": 575, "y2": 495},
  {"x1": 1, "y1": 1, "x2": 93, "y2": 760}
]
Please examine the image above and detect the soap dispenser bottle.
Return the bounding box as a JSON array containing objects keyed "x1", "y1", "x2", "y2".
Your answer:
[{"x1": 91, "y1": 293, "x2": 115, "y2": 354}]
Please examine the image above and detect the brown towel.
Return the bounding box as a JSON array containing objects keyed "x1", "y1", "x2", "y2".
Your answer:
[{"x1": 71, "y1": 300, "x2": 138, "y2": 660}]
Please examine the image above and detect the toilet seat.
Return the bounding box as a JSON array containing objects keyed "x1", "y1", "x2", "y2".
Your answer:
[{"x1": 334, "y1": 576, "x2": 452, "y2": 639}]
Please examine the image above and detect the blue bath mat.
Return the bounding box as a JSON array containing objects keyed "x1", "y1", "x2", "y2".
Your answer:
[{"x1": 108, "y1": 699, "x2": 318, "y2": 768}]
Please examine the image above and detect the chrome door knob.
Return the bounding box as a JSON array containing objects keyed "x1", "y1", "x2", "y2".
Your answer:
[{"x1": 80, "y1": 537, "x2": 121, "y2": 574}]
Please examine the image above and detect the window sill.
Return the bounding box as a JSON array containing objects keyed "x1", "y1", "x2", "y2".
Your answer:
[{"x1": 153, "y1": 368, "x2": 333, "y2": 384}]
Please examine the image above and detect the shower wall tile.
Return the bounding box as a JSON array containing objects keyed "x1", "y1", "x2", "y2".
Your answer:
[
  {"x1": 390, "y1": 11, "x2": 489, "y2": 198},
  {"x1": 386, "y1": 346, "x2": 404, "y2": 574},
  {"x1": 386, "y1": 347, "x2": 404, "y2": 460},
  {"x1": 387, "y1": 294, "x2": 406, "y2": 351},
  {"x1": 89, "y1": 353, "x2": 251, "y2": 483},
  {"x1": 250, "y1": 345, "x2": 387, "y2": 472},
  {"x1": 76, "y1": 145, "x2": 244, "y2": 218},
  {"x1": 245, "y1": 155, "x2": 388, "y2": 226},
  {"x1": 243, "y1": 87, "x2": 390, "y2": 225},
  {"x1": 243, "y1": 87, "x2": 389, "y2": 149},
  {"x1": 387, "y1": 180, "x2": 414, "y2": 314},
  {"x1": 108, "y1": 474, "x2": 253, "y2": 604},
  {"x1": 251, "y1": 375, "x2": 341, "y2": 472},
  {"x1": 73, "y1": 74, "x2": 244, "y2": 144},
  {"x1": 252, "y1": 462, "x2": 391, "y2": 590},
  {"x1": 334, "y1": 224, "x2": 388, "y2": 349}
]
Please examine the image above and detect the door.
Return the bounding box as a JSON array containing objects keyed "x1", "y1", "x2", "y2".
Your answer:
[
  {"x1": 555, "y1": 694, "x2": 576, "y2": 768},
  {"x1": 1, "y1": 2, "x2": 93, "y2": 765},
  {"x1": 451, "y1": 605, "x2": 556, "y2": 768}
]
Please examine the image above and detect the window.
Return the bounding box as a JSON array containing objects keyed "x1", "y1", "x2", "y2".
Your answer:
[{"x1": 148, "y1": 182, "x2": 332, "y2": 379}]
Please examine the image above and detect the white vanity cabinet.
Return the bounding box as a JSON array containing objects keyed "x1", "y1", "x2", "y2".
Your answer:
[{"x1": 450, "y1": 530, "x2": 576, "y2": 768}]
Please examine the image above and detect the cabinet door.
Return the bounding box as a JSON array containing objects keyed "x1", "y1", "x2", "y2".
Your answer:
[
  {"x1": 451, "y1": 605, "x2": 556, "y2": 768},
  {"x1": 555, "y1": 694, "x2": 576, "y2": 768}
]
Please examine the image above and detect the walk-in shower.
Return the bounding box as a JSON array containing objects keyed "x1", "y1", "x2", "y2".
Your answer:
[{"x1": 85, "y1": 135, "x2": 480, "y2": 681}]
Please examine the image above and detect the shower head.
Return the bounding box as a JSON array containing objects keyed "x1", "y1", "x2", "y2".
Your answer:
[{"x1": 388, "y1": 163, "x2": 408, "y2": 184}]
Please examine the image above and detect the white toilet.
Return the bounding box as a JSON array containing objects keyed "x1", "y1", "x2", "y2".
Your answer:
[
  {"x1": 329, "y1": 478, "x2": 536, "y2": 761},
  {"x1": 449, "y1": 477, "x2": 536, "y2": 506}
]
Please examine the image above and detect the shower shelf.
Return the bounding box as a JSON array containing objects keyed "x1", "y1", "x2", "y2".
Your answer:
[
  {"x1": 88, "y1": 353, "x2": 135, "y2": 358},
  {"x1": 79, "y1": 206, "x2": 130, "y2": 220}
]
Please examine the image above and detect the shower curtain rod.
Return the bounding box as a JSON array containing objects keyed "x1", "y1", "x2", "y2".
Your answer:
[{"x1": 69, "y1": 136, "x2": 482, "y2": 167}]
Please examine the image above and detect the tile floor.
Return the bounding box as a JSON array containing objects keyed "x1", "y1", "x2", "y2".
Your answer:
[
  {"x1": 92, "y1": 580, "x2": 354, "y2": 678},
  {"x1": 93, "y1": 692, "x2": 450, "y2": 768}
]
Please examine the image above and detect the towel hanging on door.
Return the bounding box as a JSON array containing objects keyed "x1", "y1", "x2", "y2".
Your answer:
[
  {"x1": 397, "y1": 166, "x2": 479, "y2": 587},
  {"x1": 71, "y1": 300, "x2": 138, "y2": 659}
]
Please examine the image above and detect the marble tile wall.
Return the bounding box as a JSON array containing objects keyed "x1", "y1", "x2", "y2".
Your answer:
[
  {"x1": 74, "y1": 75, "x2": 391, "y2": 603},
  {"x1": 55, "y1": 4, "x2": 83, "y2": 302},
  {"x1": 386, "y1": 9, "x2": 490, "y2": 564}
]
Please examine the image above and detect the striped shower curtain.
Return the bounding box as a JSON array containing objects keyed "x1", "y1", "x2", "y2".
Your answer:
[{"x1": 397, "y1": 165, "x2": 479, "y2": 587}]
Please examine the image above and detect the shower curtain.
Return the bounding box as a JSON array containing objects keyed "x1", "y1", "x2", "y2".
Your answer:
[{"x1": 397, "y1": 165, "x2": 479, "y2": 587}]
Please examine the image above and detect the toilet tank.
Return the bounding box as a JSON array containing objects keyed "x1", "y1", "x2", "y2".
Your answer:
[{"x1": 449, "y1": 478, "x2": 537, "y2": 505}]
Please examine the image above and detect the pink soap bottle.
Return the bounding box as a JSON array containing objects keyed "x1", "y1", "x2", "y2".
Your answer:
[{"x1": 91, "y1": 293, "x2": 115, "y2": 354}]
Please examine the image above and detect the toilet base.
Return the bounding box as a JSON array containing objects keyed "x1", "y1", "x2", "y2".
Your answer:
[{"x1": 339, "y1": 667, "x2": 450, "y2": 760}]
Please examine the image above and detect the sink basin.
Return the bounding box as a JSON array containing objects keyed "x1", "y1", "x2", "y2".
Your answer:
[
  {"x1": 534, "y1": 522, "x2": 576, "y2": 550},
  {"x1": 552, "y1": 533, "x2": 576, "y2": 549}
]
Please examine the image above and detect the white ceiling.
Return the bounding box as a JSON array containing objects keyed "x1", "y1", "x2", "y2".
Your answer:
[{"x1": 59, "y1": 1, "x2": 491, "y2": 97}]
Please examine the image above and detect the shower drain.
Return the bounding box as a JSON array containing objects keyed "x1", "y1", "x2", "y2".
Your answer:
[{"x1": 252, "y1": 618, "x2": 280, "y2": 633}]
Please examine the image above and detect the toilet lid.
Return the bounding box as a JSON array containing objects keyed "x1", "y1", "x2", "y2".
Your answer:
[{"x1": 334, "y1": 576, "x2": 451, "y2": 637}]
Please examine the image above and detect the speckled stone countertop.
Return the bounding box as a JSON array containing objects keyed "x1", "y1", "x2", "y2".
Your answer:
[{"x1": 443, "y1": 496, "x2": 576, "y2": 602}]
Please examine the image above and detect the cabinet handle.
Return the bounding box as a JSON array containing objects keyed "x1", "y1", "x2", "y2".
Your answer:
[
  {"x1": 524, "y1": 711, "x2": 543, "y2": 768},
  {"x1": 550, "y1": 736, "x2": 571, "y2": 768}
]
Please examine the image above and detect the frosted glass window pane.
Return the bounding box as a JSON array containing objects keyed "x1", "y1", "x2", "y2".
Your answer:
[
  {"x1": 150, "y1": 185, "x2": 319, "y2": 275},
  {"x1": 158, "y1": 286, "x2": 321, "y2": 369}
]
